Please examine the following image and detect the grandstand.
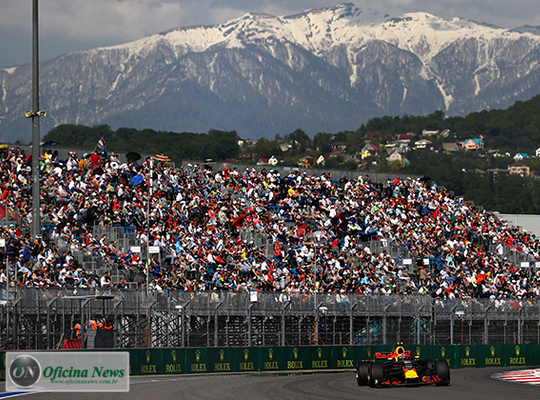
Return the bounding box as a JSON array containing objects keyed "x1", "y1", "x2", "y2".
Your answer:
[{"x1": 0, "y1": 145, "x2": 538, "y2": 349}]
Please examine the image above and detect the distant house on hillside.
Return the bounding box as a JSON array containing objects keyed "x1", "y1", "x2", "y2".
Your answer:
[
  {"x1": 514, "y1": 153, "x2": 529, "y2": 161},
  {"x1": 330, "y1": 142, "x2": 349, "y2": 150},
  {"x1": 329, "y1": 149, "x2": 347, "y2": 157},
  {"x1": 414, "y1": 139, "x2": 432, "y2": 149},
  {"x1": 536, "y1": 147, "x2": 540, "y2": 157},
  {"x1": 317, "y1": 154, "x2": 328, "y2": 166},
  {"x1": 365, "y1": 133, "x2": 380, "y2": 139},
  {"x1": 508, "y1": 162, "x2": 530, "y2": 177},
  {"x1": 239, "y1": 139, "x2": 258, "y2": 147},
  {"x1": 397, "y1": 133, "x2": 414, "y2": 142},
  {"x1": 422, "y1": 129, "x2": 439, "y2": 136},
  {"x1": 361, "y1": 143, "x2": 379, "y2": 159},
  {"x1": 385, "y1": 146, "x2": 406, "y2": 155},
  {"x1": 442, "y1": 142, "x2": 460, "y2": 152},
  {"x1": 279, "y1": 142, "x2": 293, "y2": 152},
  {"x1": 462, "y1": 138, "x2": 484, "y2": 151},
  {"x1": 386, "y1": 150, "x2": 408, "y2": 166},
  {"x1": 426, "y1": 142, "x2": 443, "y2": 151},
  {"x1": 300, "y1": 156, "x2": 316, "y2": 168},
  {"x1": 269, "y1": 155, "x2": 283, "y2": 165},
  {"x1": 257, "y1": 158, "x2": 270, "y2": 165}
]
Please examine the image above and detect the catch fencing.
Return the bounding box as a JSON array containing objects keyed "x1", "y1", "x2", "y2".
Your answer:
[{"x1": 0, "y1": 288, "x2": 538, "y2": 351}]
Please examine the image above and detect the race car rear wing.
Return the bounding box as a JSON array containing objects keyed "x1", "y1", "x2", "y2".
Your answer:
[{"x1": 374, "y1": 345, "x2": 412, "y2": 360}]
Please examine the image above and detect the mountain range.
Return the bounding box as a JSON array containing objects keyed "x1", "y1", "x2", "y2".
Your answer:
[{"x1": 2, "y1": 2, "x2": 540, "y2": 142}]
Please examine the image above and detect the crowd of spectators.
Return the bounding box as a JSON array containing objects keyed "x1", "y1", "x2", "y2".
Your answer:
[{"x1": 1, "y1": 145, "x2": 540, "y2": 301}]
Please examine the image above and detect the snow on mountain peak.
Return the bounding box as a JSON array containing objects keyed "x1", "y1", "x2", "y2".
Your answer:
[
  {"x1": 511, "y1": 25, "x2": 540, "y2": 36},
  {"x1": 100, "y1": 2, "x2": 537, "y2": 63}
]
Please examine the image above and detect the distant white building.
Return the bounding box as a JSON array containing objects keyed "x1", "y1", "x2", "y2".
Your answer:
[
  {"x1": 414, "y1": 139, "x2": 432, "y2": 149},
  {"x1": 316, "y1": 154, "x2": 328, "y2": 165},
  {"x1": 280, "y1": 142, "x2": 293, "y2": 152},
  {"x1": 514, "y1": 153, "x2": 529, "y2": 162},
  {"x1": 268, "y1": 155, "x2": 283, "y2": 165},
  {"x1": 386, "y1": 150, "x2": 407, "y2": 165}
]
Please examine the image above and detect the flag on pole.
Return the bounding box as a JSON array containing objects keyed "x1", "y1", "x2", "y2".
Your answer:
[
  {"x1": 153, "y1": 154, "x2": 171, "y2": 162},
  {"x1": 96, "y1": 131, "x2": 107, "y2": 156}
]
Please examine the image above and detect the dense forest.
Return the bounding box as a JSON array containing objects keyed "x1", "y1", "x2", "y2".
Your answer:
[{"x1": 42, "y1": 94, "x2": 540, "y2": 213}]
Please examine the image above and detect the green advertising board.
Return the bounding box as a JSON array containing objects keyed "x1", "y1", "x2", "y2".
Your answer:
[
  {"x1": 162, "y1": 348, "x2": 184, "y2": 374},
  {"x1": 478, "y1": 345, "x2": 504, "y2": 368},
  {"x1": 529, "y1": 344, "x2": 540, "y2": 366},
  {"x1": 0, "y1": 352, "x2": 5, "y2": 381},
  {"x1": 331, "y1": 346, "x2": 356, "y2": 369},
  {"x1": 458, "y1": 345, "x2": 480, "y2": 369},
  {"x1": 234, "y1": 347, "x2": 258, "y2": 372},
  {"x1": 259, "y1": 346, "x2": 284, "y2": 372},
  {"x1": 309, "y1": 346, "x2": 332, "y2": 370},
  {"x1": 2, "y1": 343, "x2": 540, "y2": 381},
  {"x1": 208, "y1": 347, "x2": 234, "y2": 373},
  {"x1": 186, "y1": 347, "x2": 209, "y2": 373},
  {"x1": 504, "y1": 344, "x2": 529, "y2": 368},
  {"x1": 134, "y1": 348, "x2": 162, "y2": 375},
  {"x1": 283, "y1": 346, "x2": 310, "y2": 371}
]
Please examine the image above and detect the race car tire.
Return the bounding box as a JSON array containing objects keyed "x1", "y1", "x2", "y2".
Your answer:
[
  {"x1": 369, "y1": 362, "x2": 384, "y2": 388},
  {"x1": 434, "y1": 359, "x2": 450, "y2": 386},
  {"x1": 356, "y1": 362, "x2": 370, "y2": 386}
]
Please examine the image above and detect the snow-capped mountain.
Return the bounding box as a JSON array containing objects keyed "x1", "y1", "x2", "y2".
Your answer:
[{"x1": 2, "y1": 2, "x2": 540, "y2": 141}]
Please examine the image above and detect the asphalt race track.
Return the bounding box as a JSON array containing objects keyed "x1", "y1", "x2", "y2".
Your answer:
[{"x1": 2, "y1": 367, "x2": 539, "y2": 400}]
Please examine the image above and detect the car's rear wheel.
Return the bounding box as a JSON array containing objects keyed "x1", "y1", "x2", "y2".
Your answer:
[
  {"x1": 434, "y1": 359, "x2": 450, "y2": 386},
  {"x1": 356, "y1": 362, "x2": 370, "y2": 386},
  {"x1": 369, "y1": 362, "x2": 384, "y2": 388}
]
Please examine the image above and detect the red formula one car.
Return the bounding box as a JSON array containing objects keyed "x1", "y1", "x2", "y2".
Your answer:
[{"x1": 356, "y1": 344, "x2": 450, "y2": 388}]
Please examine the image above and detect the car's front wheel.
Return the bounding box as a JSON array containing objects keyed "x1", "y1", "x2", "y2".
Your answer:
[
  {"x1": 356, "y1": 362, "x2": 370, "y2": 386},
  {"x1": 368, "y1": 362, "x2": 384, "y2": 388},
  {"x1": 434, "y1": 359, "x2": 450, "y2": 386}
]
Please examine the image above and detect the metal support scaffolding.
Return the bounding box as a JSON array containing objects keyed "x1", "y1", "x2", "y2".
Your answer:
[
  {"x1": 383, "y1": 304, "x2": 391, "y2": 345},
  {"x1": 416, "y1": 305, "x2": 424, "y2": 345},
  {"x1": 2, "y1": 289, "x2": 539, "y2": 350},
  {"x1": 214, "y1": 302, "x2": 222, "y2": 347},
  {"x1": 349, "y1": 303, "x2": 357, "y2": 344}
]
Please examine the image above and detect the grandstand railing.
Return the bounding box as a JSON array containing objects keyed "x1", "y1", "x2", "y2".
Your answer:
[{"x1": 0, "y1": 287, "x2": 537, "y2": 350}]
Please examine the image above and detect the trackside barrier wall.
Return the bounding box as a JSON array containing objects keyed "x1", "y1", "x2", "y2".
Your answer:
[{"x1": 1, "y1": 344, "x2": 539, "y2": 380}]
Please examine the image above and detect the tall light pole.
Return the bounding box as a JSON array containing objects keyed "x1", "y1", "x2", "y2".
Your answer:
[{"x1": 26, "y1": 0, "x2": 46, "y2": 239}]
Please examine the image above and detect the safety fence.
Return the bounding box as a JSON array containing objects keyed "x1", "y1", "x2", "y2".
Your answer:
[
  {"x1": 0, "y1": 289, "x2": 539, "y2": 352},
  {"x1": 0, "y1": 343, "x2": 538, "y2": 381}
]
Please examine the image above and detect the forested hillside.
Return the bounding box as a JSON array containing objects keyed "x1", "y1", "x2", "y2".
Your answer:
[
  {"x1": 41, "y1": 94, "x2": 540, "y2": 213},
  {"x1": 43, "y1": 125, "x2": 240, "y2": 162}
]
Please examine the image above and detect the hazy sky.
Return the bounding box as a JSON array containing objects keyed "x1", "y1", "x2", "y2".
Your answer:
[{"x1": 2, "y1": 0, "x2": 540, "y2": 69}]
